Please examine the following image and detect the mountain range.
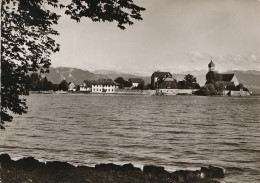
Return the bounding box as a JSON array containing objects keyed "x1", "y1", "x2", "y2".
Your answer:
[{"x1": 43, "y1": 67, "x2": 260, "y2": 94}]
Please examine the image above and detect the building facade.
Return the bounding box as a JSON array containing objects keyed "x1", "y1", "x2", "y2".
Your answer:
[
  {"x1": 128, "y1": 78, "x2": 144, "y2": 88},
  {"x1": 80, "y1": 82, "x2": 91, "y2": 92},
  {"x1": 68, "y1": 83, "x2": 76, "y2": 91},
  {"x1": 151, "y1": 71, "x2": 173, "y2": 88},
  {"x1": 91, "y1": 79, "x2": 119, "y2": 93}
]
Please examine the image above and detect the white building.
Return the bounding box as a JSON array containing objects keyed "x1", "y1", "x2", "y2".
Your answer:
[
  {"x1": 68, "y1": 83, "x2": 76, "y2": 91},
  {"x1": 80, "y1": 82, "x2": 91, "y2": 92},
  {"x1": 92, "y1": 79, "x2": 119, "y2": 93}
]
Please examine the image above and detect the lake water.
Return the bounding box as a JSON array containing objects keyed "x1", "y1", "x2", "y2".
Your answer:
[{"x1": 0, "y1": 94, "x2": 259, "y2": 182}]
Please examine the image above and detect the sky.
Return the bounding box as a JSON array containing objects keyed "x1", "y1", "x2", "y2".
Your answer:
[{"x1": 50, "y1": 0, "x2": 260, "y2": 75}]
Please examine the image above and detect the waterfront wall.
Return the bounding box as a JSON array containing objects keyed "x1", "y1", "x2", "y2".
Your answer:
[
  {"x1": 158, "y1": 89, "x2": 198, "y2": 95},
  {"x1": 223, "y1": 90, "x2": 251, "y2": 96},
  {"x1": 116, "y1": 89, "x2": 198, "y2": 95},
  {"x1": 230, "y1": 90, "x2": 251, "y2": 96},
  {"x1": 116, "y1": 89, "x2": 156, "y2": 95}
]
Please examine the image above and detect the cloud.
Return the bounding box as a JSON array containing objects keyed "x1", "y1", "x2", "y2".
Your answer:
[
  {"x1": 189, "y1": 51, "x2": 204, "y2": 63},
  {"x1": 214, "y1": 52, "x2": 260, "y2": 72},
  {"x1": 250, "y1": 54, "x2": 257, "y2": 60},
  {"x1": 190, "y1": 51, "x2": 203, "y2": 58}
]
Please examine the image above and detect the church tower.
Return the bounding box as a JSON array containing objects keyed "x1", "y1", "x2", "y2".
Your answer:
[{"x1": 208, "y1": 59, "x2": 215, "y2": 72}]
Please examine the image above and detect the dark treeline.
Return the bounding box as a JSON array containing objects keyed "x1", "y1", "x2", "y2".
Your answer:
[
  {"x1": 29, "y1": 73, "x2": 68, "y2": 91},
  {"x1": 114, "y1": 77, "x2": 132, "y2": 89},
  {"x1": 30, "y1": 74, "x2": 201, "y2": 92},
  {"x1": 114, "y1": 77, "x2": 145, "y2": 90}
]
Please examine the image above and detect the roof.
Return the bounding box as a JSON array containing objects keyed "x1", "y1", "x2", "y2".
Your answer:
[
  {"x1": 92, "y1": 79, "x2": 118, "y2": 85},
  {"x1": 128, "y1": 78, "x2": 144, "y2": 83},
  {"x1": 221, "y1": 74, "x2": 235, "y2": 82},
  {"x1": 164, "y1": 77, "x2": 174, "y2": 82},
  {"x1": 83, "y1": 80, "x2": 94, "y2": 86},
  {"x1": 152, "y1": 72, "x2": 172, "y2": 78},
  {"x1": 208, "y1": 61, "x2": 215, "y2": 67}
]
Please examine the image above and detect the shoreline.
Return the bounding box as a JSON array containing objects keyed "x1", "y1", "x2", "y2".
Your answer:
[
  {"x1": 29, "y1": 91, "x2": 254, "y2": 97},
  {"x1": 0, "y1": 153, "x2": 224, "y2": 183}
]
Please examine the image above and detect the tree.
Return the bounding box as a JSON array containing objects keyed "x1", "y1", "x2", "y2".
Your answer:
[
  {"x1": 177, "y1": 81, "x2": 185, "y2": 89},
  {"x1": 47, "y1": 81, "x2": 54, "y2": 91},
  {"x1": 184, "y1": 74, "x2": 196, "y2": 88},
  {"x1": 124, "y1": 80, "x2": 132, "y2": 88},
  {"x1": 1, "y1": 1, "x2": 60, "y2": 128},
  {"x1": 114, "y1": 77, "x2": 125, "y2": 89},
  {"x1": 134, "y1": 81, "x2": 145, "y2": 90},
  {"x1": 76, "y1": 85, "x2": 80, "y2": 91},
  {"x1": 42, "y1": 77, "x2": 50, "y2": 91},
  {"x1": 194, "y1": 84, "x2": 217, "y2": 96},
  {"x1": 52, "y1": 84, "x2": 59, "y2": 91},
  {"x1": 213, "y1": 82, "x2": 225, "y2": 94},
  {"x1": 57, "y1": 80, "x2": 69, "y2": 91},
  {"x1": 206, "y1": 71, "x2": 222, "y2": 84},
  {"x1": 1, "y1": 0, "x2": 145, "y2": 129},
  {"x1": 178, "y1": 74, "x2": 200, "y2": 89},
  {"x1": 30, "y1": 73, "x2": 43, "y2": 91},
  {"x1": 193, "y1": 83, "x2": 201, "y2": 89},
  {"x1": 114, "y1": 77, "x2": 131, "y2": 89},
  {"x1": 146, "y1": 83, "x2": 154, "y2": 90}
]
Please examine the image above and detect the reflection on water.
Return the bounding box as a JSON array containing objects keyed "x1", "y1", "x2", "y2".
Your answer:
[{"x1": 1, "y1": 94, "x2": 260, "y2": 182}]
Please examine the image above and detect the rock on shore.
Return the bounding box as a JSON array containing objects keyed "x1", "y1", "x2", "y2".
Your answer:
[{"x1": 0, "y1": 154, "x2": 224, "y2": 183}]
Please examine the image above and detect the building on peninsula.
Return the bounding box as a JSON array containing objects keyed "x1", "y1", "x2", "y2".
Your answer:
[{"x1": 91, "y1": 79, "x2": 119, "y2": 93}]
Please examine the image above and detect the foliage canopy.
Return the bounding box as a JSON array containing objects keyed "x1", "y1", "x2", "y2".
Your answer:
[
  {"x1": 178, "y1": 74, "x2": 200, "y2": 89},
  {"x1": 1, "y1": 0, "x2": 145, "y2": 129}
]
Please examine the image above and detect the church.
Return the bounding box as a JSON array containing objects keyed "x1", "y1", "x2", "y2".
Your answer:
[
  {"x1": 207, "y1": 60, "x2": 250, "y2": 96},
  {"x1": 208, "y1": 60, "x2": 239, "y2": 86}
]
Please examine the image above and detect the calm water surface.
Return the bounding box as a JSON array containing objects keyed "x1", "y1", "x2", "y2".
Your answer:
[{"x1": 0, "y1": 94, "x2": 259, "y2": 182}]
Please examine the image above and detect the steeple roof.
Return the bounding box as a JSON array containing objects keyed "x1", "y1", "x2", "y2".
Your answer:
[{"x1": 208, "y1": 60, "x2": 215, "y2": 68}]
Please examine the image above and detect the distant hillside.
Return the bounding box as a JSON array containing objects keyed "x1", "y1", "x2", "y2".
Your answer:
[
  {"x1": 43, "y1": 67, "x2": 107, "y2": 85},
  {"x1": 93, "y1": 70, "x2": 151, "y2": 84},
  {"x1": 94, "y1": 70, "x2": 141, "y2": 81},
  {"x1": 43, "y1": 67, "x2": 150, "y2": 85}
]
